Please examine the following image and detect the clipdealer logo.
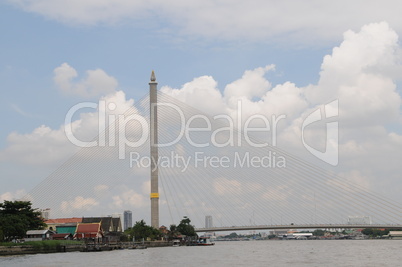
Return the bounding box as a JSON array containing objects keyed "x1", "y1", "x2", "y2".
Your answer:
[{"x1": 301, "y1": 100, "x2": 339, "y2": 166}]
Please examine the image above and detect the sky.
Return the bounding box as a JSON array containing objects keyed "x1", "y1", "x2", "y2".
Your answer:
[{"x1": 1, "y1": 1, "x2": 402, "y2": 226}]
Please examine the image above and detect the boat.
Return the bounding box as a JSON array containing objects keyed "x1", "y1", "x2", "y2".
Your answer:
[
  {"x1": 196, "y1": 237, "x2": 215, "y2": 246},
  {"x1": 173, "y1": 239, "x2": 181, "y2": 247}
]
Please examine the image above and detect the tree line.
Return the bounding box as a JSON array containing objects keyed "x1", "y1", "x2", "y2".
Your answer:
[
  {"x1": 0, "y1": 200, "x2": 199, "y2": 243},
  {"x1": 124, "y1": 216, "x2": 197, "y2": 241}
]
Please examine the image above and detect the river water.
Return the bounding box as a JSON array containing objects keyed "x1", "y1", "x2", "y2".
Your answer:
[{"x1": 1, "y1": 240, "x2": 402, "y2": 267}]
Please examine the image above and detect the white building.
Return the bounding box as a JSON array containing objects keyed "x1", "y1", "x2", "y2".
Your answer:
[{"x1": 25, "y1": 230, "x2": 54, "y2": 241}]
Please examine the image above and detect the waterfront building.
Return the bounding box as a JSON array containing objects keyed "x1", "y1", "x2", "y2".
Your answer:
[
  {"x1": 45, "y1": 217, "x2": 82, "y2": 232},
  {"x1": 25, "y1": 229, "x2": 55, "y2": 241},
  {"x1": 74, "y1": 223, "x2": 104, "y2": 240},
  {"x1": 82, "y1": 217, "x2": 122, "y2": 232},
  {"x1": 82, "y1": 217, "x2": 122, "y2": 243}
]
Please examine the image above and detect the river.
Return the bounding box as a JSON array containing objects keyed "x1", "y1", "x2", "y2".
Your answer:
[{"x1": 1, "y1": 240, "x2": 402, "y2": 266}]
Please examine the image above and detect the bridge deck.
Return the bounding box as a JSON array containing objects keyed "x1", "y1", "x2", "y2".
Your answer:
[{"x1": 195, "y1": 224, "x2": 402, "y2": 232}]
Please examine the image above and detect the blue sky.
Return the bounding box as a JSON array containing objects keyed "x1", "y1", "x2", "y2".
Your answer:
[
  {"x1": 1, "y1": 1, "x2": 402, "y2": 224},
  {"x1": 0, "y1": 2, "x2": 330, "y2": 149}
]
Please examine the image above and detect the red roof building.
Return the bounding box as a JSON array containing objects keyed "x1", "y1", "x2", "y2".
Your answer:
[{"x1": 74, "y1": 223, "x2": 104, "y2": 239}]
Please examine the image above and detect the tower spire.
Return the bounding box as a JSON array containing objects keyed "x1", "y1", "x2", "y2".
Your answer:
[{"x1": 150, "y1": 70, "x2": 156, "y2": 82}]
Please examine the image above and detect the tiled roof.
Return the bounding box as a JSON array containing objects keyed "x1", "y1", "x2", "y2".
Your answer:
[
  {"x1": 76, "y1": 223, "x2": 101, "y2": 233},
  {"x1": 74, "y1": 223, "x2": 104, "y2": 238},
  {"x1": 82, "y1": 217, "x2": 119, "y2": 232},
  {"x1": 45, "y1": 218, "x2": 82, "y2": 224}
]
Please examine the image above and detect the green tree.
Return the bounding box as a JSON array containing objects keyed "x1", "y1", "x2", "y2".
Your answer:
[
  {"x1": 361, "y1": 228, "x2": 373, "y2": 236},
  {"x1": 125, "y1": 220, "x2": 161, "y2": 241},
  {"x1": 226, "y1": 232, "x2": 238, "y2": 238},
  {"x1": 177, "y1": 216, "x2": 197, "y2": 238},
  {"x1": 0, "y1": 200, "x2": 46, "y2": 242},
  {"x1": 362, "y1": 228, "x2": 390, "y2": 238},
  {"x1": 313, "y1": 229, "x2": 325, "y2": 236},
  {"x1": 0, "y1": 228, "x2": 4, "y2": 242},
  {"x1": 168, "y1": 224, "x2": 180, "y2": 240}
]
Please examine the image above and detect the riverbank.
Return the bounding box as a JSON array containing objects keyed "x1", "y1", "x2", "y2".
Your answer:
[
  {"x1": 0, "y1": 240, "x2": 173, "y2": 256},
  {"x1": 0, "y1": 241, "x2": 84, "y2": 256}
]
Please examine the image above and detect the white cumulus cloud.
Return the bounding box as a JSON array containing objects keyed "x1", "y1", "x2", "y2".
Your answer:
[
  {"x1": 0, "y1": 68, "x2": 136, "y2": 166},
  {"x1": 54, "y1": 63, "x2": 118, "y2": 98},
  {"x1": 60, "y1": 196, "x2": 99, "y2": 214},
  {"x1": 1, "y1": 22, "x2": 402, "y2": 217},
  {"x1": 0, "y1": 189, "x2": 27, "y2": 202}
]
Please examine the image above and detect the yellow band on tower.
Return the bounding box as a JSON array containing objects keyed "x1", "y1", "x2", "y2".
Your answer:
[{"x1": 150, "y1": 193, "x2": 159, "y2": 199}]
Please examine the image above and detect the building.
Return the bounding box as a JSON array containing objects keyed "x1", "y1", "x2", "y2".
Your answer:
[
  {"x1": 82, "y1": 217, "x2": 122, "y2": 243},
  {"x1": 205, "y1": 215, "x2": 213, "y2": 228},
  {"x1": 74, "y1": 223, "x2": 104, "y2": 241},
  {"x1": 389, "y1": 231, "x2": 402, "y2": 239},
  {"x1": 56, "y1": 224, "x2": 78, "y2": 235},
  {"x1": 269, "y1": 230, "x2": 288, "y2": 237},
  {"x1": 124, "y1": 210, "x2": 133, "y2": 231},
  {"x1": 82, "y1": 217, "x2": 122, "y2": 233},
  {"x1": 45, "y1": 217, "x2": 82, "y2": 232},
  {"x1": 25, "y1": 230, "x2": 55, "y2": 241}
]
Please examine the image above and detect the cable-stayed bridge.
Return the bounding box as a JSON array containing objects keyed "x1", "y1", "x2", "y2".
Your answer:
[{"x1": 23, "y1": 72, "x2": 402, "y2": 231}]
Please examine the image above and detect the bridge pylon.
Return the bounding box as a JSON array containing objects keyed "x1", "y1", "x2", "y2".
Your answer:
[{"x1": 149, "y1": 70, "x2": 159, "y2": 229}]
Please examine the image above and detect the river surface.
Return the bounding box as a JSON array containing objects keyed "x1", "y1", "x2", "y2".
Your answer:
[{"x1": 1, "y1": 240, "x2": 402, "y2": 267}]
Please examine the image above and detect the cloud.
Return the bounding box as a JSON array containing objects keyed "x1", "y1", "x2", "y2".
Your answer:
[
  {"x1": 0, "y1": 189, "x2": 27, "y2": 202},
  {"x1": 0, "y1": 125, "x2": 78, "y2": 166},
  {"x1": 306, "y1": 22, "x2": 401, "y2": 125},
  {"x1": 8, "y1": 0, "x2": 402, "y2": 45},
  {"x1": 111, "y1": 189, "x2": 146, "y2": 209},
  {"x1": 53, "y1": 63, "x2": 118, "y2": 98},
  {"x1": 94, "y1": 184, "x2": 109, "y2": 196},
  {"x1": 0, "y1": 73, "x2": 135, "y2": 166},
  {"x1": 60, "y1": 196, "x2": 99, "y2": 214},
  {"x1": 3, "y1": 22, "x2": 401, "y2": 177},
  {"x1": 213, "y1": 177, "x2": 242, "y2": 196},
  {"x1": 161, "y1": 75, "x2": 225, "y2": 115},
  {"x1": 2, "y1": 22, "x2": 402, "y2": 220},
  {"x1": 160, "y1": 22, "x2": 402, "y2": 190}
]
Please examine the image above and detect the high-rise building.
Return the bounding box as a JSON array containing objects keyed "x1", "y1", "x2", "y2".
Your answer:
[
  {"x1": 40, "y1": 208, "x2": 50, "y2": 220},
  {"x1": 124, "y1": 210, "x2": 133, "y2": 231},
  {"x1": 205, "y1": 215, "x2": 213, "y2": 228}
]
